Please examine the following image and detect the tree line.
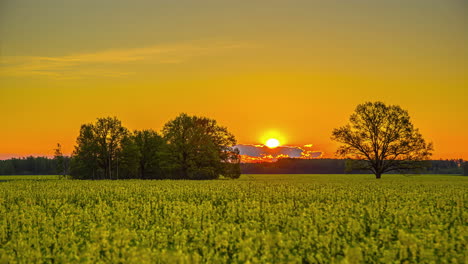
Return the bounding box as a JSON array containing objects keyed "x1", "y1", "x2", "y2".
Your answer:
[
  {"x1": 0, "y1": 156, "x2": 63, "y2": 175},
  {"x1": 241, "y1": 158, "x2": 466, "y2": 175},
  {"x1": 68, "y1": 114, "x2": 241, "y2": 180},
  {"x1": 1, "y1": 156, "x2": 465, "y2": 176},
  {"x1": 1, "y1": 102, "x2": 466, "y2": 179}
]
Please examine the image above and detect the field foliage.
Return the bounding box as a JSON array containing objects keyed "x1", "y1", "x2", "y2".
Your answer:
[
  {"x1": 0, "y1": 175, "x2": 61, "y2": 181},
  {"x1": 0, "y1": 174, "x2": 466, "y2": 263}
]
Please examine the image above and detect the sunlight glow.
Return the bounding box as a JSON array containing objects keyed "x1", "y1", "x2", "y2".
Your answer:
[{"x1": 265, "y1": 138, "x2": 280, "y2": 148}]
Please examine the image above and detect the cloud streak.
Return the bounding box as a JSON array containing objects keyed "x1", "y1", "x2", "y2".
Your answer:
[
  {"x1": 0, "y1": 41, "x2": 249, "y2": 79},
  {"x1": 235, "y1": 144, "x2": 323, "y2": 163}
]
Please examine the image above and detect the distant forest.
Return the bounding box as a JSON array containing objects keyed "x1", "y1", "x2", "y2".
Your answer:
[
  {"x1": 0, "y1": 156, "x2": 67, "y2": 175},
  {"x1": 0, "y1": 156, "x2": 466, "y2": 176},
  {"x1": 241, "y1": 158, "x2": 467, "y2": 175}
]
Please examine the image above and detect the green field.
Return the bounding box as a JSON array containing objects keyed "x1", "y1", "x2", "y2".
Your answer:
[
  {"x1": 0, "y1": 175, "x2": 61, "y2": 181},
  {"x1": 0, "y1": 174, "x2": 466, "y2": 263}
]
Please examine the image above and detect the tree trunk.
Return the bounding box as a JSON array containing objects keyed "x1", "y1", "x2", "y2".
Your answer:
[
  {"x1": 375, "y1": 172, "x2": 382, "y2": 179},
  {"x1": 182, "y1": 152, "x2": 188, "y2": 179},
  {"x1": 116, "y1": 157, "x2": 119, "y2": 180},
  {"x1": 109, "y1": 156, "x2": 112, "y2": 180}
]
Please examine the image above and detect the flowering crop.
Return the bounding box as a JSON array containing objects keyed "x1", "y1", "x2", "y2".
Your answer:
[{"x1": 0, "y1": 174, "x2": 466, "y2": 263}]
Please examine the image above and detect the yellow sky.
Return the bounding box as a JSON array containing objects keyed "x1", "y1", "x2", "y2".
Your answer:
[{"x1": 1, "y1": 0, "x2": 467, "y2": 159}]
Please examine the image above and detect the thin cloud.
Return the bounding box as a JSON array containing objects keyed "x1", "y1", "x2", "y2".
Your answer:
[{"x1": 0, "y1": 41, "x2": 250, "y2": 79}]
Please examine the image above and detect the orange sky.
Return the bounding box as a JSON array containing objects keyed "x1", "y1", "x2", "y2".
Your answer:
[{"x1": 1, "y1": 0, "x2": 467, "y2": 160}]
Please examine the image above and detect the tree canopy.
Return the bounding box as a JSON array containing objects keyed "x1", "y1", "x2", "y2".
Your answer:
[
  {"x1": 71, "y1": 117, "x2": 130, "y2": 179},
  {"x1": 162, "y1": 113, "x2": 240, "y2": 180},
  {"x1": 331, "y1": 101, "x2": 433, "y2": 179},
  {"x1": 69, "y1": 114, "x2": 240, "y2": 180},
  {"x1": 132, "y1": 129, "x2": 166, "y2": 179}
]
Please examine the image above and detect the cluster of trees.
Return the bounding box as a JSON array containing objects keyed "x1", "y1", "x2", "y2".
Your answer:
[
  {"x1": 69, "y1": 114, "x2": 240, "y2": 180},
  {"x1": 0, "y1": 156, "x2": 63, "y2": 175}
]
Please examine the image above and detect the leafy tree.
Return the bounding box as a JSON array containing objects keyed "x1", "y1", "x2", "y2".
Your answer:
[
  {"x1": 331, "y1": 101, "x2": 433, "y2": 179},
  {"x1": 117, "y1": 135, "x2": 140, "y2": 179},
  {"x1": 132, "y1": 130, "x2": 166, "y2": 179},
  {"x1": 162, "y1": 113, "x2": 241, "y2": 180},
  {"x1": 70, "y1": 124, "x2": 100, "y2": 179},
  {"x1": 71, "y1": 117, "x2": 129, "y2": 179}
]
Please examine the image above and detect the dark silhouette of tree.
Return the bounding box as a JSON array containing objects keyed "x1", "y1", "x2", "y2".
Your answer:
[
  {"x1": 70, "y1": 124, "x2": 100, "y2": 179},
  {"x1": 162, "y1": 113, "x2": 240, "y2": 180},
  {"x1": 464, "y1": 162, "x2": 468, "y2": 176},
  {"x1": 67, "y1": 114, "x2": 240, "y2": 180},
  {"x1": 71, "y1": 117, "x2": 129, "y2": 179},
  {"x1": 331, "y1": 102, "x2": 433, "y2": 179},
  {"x1": 115, "y1": 135, "x2": 140, "y2": 179},
  {"x1": 132, "y1": 130, "x2": 166, "y2": 179},
  {"x1": 54, "y1": 143, "x2": 69, "y2": 177}
]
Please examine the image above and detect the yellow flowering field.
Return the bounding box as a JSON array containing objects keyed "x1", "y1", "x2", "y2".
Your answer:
[{"x1": 0, "y1": 174, "x2": 466, "y2": 263}]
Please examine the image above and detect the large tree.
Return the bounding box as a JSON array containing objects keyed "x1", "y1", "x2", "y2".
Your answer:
[
  {"x1": 331, "y1": 102, "x2": 433, "y2": 179},
  {"x1": 132, "y1": 129, "x2": 166, "y2": 179},
  {"x1": 71, "y1": 117, "x2": 129, "y2": 179},
  {"x1": 162, "y1": 113, "x2": 241, "y2": 180}
]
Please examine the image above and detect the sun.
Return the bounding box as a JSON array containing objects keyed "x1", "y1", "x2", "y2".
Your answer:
[{"x1": 265, "y1": 138, "x2": 280, "y2": 148}]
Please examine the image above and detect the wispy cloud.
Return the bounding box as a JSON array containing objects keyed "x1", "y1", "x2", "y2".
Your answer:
[{"x1": 0, "y1": 41, "x2": 249, "y2": 79}]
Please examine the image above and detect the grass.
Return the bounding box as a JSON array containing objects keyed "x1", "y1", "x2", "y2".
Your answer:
[
  {"x1": 0, "y1": 175, "x2": 61, "y2": 180},
  {"x1": 0, "y1": 174, "x2": 466, "y2": 263}
]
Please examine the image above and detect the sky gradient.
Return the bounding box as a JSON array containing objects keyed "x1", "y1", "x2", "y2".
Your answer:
[{"x1": 1, "y1": 0, "x2": 467, "y2": 160}]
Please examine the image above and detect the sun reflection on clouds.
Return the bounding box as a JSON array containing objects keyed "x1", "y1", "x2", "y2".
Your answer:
[{"x1": 235, "y1": 144, "x2": 323, "y2": 163}]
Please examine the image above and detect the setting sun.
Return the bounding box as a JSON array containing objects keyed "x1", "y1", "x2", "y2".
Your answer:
[{"x1": 266, "y1": 138, "x2": 280, "y2": 148}]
